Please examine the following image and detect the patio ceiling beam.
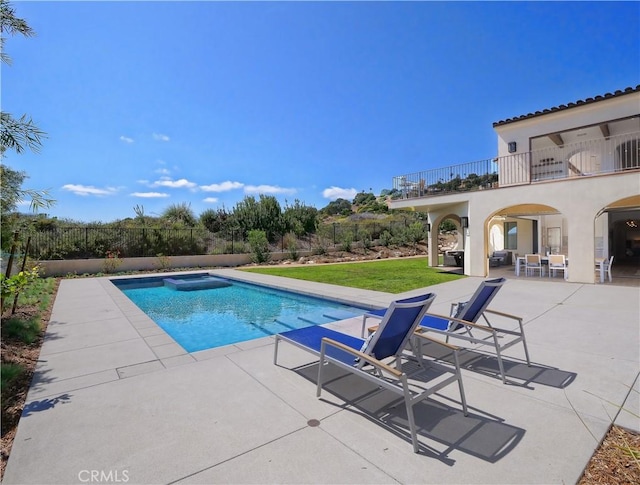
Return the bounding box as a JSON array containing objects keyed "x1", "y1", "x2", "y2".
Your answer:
[
  {"x1": 599, "y1": 123, "x2": 610, "y2": 139},
  {"x1": 548, "y1": 133, "x2": 564, "y2": 147}
]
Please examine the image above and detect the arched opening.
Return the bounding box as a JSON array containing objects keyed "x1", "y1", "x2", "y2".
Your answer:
[
  {"x1": 432, "y1": 214, "x2": 464, "y2": 269},
  {"x1": 486, "y1": 203, "x2": 565, "y2": 278},
  {"x1": 596, "y1": 195, "x2": 640, "y2": 280}
]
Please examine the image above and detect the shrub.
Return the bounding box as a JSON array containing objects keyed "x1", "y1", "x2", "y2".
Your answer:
[
  {"x1": 379, "y1": 230, "x2": 393, "y2": 247},
  {"x1": 283, "y1": 233, "x2": 299, "y2": 260},
  {"x1": 248, "y1": 230, "x2": 271, "y2": 263},
  {"x1": 339, "y1": 232, "x2": 353, "y2": 252},
  {"x1": 102, "y1": 249, "x2": 122, "y2": 274},
  {"x1": 1, "y1": 363, "x2": 25, "y2": 397},
  {"x1": 0, "y1": 265, "x2": 42, "y2": 313},
  {"x1": 405, "y1": 222, "x2": 426, "y2": 250},
  {"x1": 2, "y1": 315, "x2": 41, "y2": 344},
  {"x1": 312, "y1": 235, "x2": 328, "y2": 255},
  {"x1": 156, "y1": 254, "x2": 171, "y2": 270},
  {"x1": 360, "y1": 229, "x2": 373, "y2": 252}
]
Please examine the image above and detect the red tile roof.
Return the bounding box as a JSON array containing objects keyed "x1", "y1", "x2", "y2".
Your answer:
[{"x1": 492, "y1": 85, "x2": 640, "y2": 127}]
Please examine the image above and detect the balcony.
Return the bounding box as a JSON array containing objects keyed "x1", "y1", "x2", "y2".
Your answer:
[{"x1": 393, "y1": 131, "x2": 640, "y2": 199}]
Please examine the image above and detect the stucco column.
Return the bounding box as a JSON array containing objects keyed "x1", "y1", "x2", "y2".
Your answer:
[
  {"x1": 566, "y1": 212, "x2": 596, "y2": 283},
  {"x1": 465, "y1": 217, "x2": 488, "y2": 277},
  {"x1": 427, "y1": 228, "x2": 439, "y2": 268}
]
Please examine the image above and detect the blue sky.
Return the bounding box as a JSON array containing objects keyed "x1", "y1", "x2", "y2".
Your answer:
[{"x1": 3, "y1": 1, "x2": 639, "y2": 223}]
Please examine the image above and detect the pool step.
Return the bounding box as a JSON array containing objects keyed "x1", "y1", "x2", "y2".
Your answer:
[
  {"x1": 322, "y1": 309, "x2": 363, "y2": 321},
  {"x1": 276, "y1": 309, "x2": 364, "y2": 329},
  {"x1": 247, "y1": 320, "x2": 292, "y2": 335},
  {"x1": 297, "y1": 313, "x2": 332, "y2": 325},
  {"x1": 163, "y1": 276, "x2": 231, "y2": 291},
  {"x1": 271, "y1": 317, "x2": 301, "y2": 331}
]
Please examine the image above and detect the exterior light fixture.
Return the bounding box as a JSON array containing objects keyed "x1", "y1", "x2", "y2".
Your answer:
[
  {"x1": 508, "y1": 142, "x2": 517, "y2": 153},
  {"x1": 426, "y1": 223, "x2": 431, "y2": 233},
  {"x1": 461, "y1": 217, "x2": 469, "y2": 228}
]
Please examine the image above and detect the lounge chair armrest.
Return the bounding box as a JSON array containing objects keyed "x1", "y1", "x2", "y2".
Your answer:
[
  {"x1": 413, "y1": 332, "x2": 460, "y2": 351},
  {"x1": 321, "y1": 337, "x2": 403, "y2": 378},
  {"x1": 424, "y1": 312, "x2": 494, "y2": 333},
  {"x1": 483, "y1": 308, "x2": 522, "y2": 321}
]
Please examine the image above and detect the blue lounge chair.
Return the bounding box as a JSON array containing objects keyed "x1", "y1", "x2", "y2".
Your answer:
[
  {"x1": 273, "y1": 292, "x2": 469, "y2": 453},
  {"x1": 362, "y1": 278, "x2": 531, "y2": 384}
]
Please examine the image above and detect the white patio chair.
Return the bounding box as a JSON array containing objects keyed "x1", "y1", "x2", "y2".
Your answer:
[
  {"x1": 548, "y1": 254, "x2": 568, "y2": 280},
  {"x1": 525, "y1": 254, "x2": 543, "y2": 277},
  {"x1": 596, "y1": 255, "x2": 614, "y2": 283}
]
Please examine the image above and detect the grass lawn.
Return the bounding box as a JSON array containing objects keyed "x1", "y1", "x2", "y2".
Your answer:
[{"x1": 240, "y1": 257, "x2": 465, "y2": 293}]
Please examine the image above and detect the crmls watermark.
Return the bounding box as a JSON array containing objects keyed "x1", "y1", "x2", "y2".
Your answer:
[{"x1": 78, "y1": 469, "x2": 130, "y2": 483}]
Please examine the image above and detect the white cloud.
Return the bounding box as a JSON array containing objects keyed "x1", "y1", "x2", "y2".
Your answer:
[
  {"x1": 200, "y1": 181, "x2": 244, "y2": 192},
  {"x1": 203, "y1": 197, "x2": 219, "y2": 203},
  {"x1": 153, "y1": 133, "x2": 170, "y2": 142},
  {"x1": 61, "y1": 184, "x2": 118, "y2": 197},
  {"x1": 155, "y1": 168, "x2": 171, "y2": 175},
  {"x1": 119, "y1": 136, "x2": 134, "y2": 144},
  {"x1": 244, "y1": 184, "x2": 297, "y2": 195},
  {"x1": 322, "y1": 186, "x2": 357, "y2": 200},
  {"x1": 152, "y1": 177, "x2": 197, "y2": 189},
  {"x1": 130, "y1": 192, "x2": 170, "y2": 198}
]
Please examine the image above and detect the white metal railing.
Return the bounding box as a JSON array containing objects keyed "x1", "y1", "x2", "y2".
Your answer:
[{"x1": 394, "y1": 131, "x2": 640, "y2": 198}]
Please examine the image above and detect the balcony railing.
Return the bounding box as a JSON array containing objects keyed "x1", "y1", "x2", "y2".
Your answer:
[{"x1": 393, "y1": 131, "x2": 640, "y2": 199}]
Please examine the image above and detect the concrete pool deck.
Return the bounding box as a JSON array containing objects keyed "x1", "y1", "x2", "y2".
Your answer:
[{"x1": 3, "y1": 269, "x2": 639, "y2": 484}]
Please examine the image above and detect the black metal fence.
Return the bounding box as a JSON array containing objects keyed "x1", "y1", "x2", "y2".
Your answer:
[{"x1": 24, "y1": 220, "x2": 428, "y2": 260}]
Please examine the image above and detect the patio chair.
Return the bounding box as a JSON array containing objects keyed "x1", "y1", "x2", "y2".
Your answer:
[
  {"x1": 274, "y1": 292, "x2": 469, "y2": 453},
  {"x1": 362, "y1": 278, "x2": 531, "y2": 384},
  {"x1": 596, "y1": 255, "x2": 614, "y2": 283},
  {"x1": 548, "y1": 254, "x2": 568, "y2": 280},
  {"x1": 525, "y1": 254, "x2": 543, "y2": 277}
]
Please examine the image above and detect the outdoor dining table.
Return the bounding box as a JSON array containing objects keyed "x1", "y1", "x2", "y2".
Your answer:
[{"x1": 515, "y1": 255, "x2": 570, "y2": 277}]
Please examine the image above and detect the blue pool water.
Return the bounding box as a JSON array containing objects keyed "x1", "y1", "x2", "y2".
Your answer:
[{"x1": 113, "y1": 274, "x2": 368, "y2": 352}]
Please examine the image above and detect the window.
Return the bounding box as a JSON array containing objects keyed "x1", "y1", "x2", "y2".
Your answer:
[{"x1": 505, "y1": 222, "x2": 517, "y2": 249}]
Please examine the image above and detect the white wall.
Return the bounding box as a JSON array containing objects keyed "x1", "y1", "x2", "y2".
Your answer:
[
  {"x1": 494, "y1": 92, "x2": 640, "y2": 157},
  {"x1": 36, "y1": 252, "x2": 310, "y2": 277},
  {"x1": 396, "y1": 170, "x2": 639, "y2": 283}
]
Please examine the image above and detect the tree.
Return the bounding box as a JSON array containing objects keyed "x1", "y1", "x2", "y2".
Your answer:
[
  {"x1": 352, "y1": 191, "x2": 376, "y2": 206},
  {"x1": 0, "y1": 1, "x2": 46, "y2": 156},
  {"x1": 231, "y1": 195, "x2": 283, "y2": 242},
  {"x1": 0, "y1": 1, "x2": 53, "y2": 215},
  {"x1": 321, "y1": 198, "x2": 352, "y2": 216},
  {"x1": 283, "y1": 199, "x2": 318, "y2": 236},
  {"x1": 199, "y1": 207, "x2": 231, "y2": 233}
]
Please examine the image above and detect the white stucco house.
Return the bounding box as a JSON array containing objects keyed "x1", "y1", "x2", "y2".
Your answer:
[{"x1": 390, "y1": 86, "x2": 640, "y2": 284}]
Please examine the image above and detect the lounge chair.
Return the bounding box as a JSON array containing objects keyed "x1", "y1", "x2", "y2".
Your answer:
[
  {"x1": 362, "y1": 278, "x2": 531, "y2": 384},
  {"x1": 273, "y1": 292, "x2": 469, "y2": 453}
]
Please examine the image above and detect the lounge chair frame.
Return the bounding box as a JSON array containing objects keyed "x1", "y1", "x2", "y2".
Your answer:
[
  {"x1": 317, "y1": 333, "x2": 467, "y2": 453},
  {"x1": 417, "y1": 308, "x2": 530, "y2": 384},
  {"x1": 273, "y1": 293, "x2": 469, "y2": 453},
  {"x1": 362, "y1": 278, "x2": 531, "y2": 384}
]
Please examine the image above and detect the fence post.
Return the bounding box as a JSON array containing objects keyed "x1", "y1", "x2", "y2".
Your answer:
[
  {"x1": 85, "y1": 227, "x2": 89, "y2": 257},
  {"x1": 333, "y1": 223, "x2": 336, "y2": 245},
  {"x1": 231, "y1": 230, "x2": 235, "y2": 254}
]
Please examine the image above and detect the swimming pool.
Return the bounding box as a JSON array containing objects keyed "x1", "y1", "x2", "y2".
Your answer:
[{"x1": 112, "y1": 273, "x2": 368, "y2": 352}]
